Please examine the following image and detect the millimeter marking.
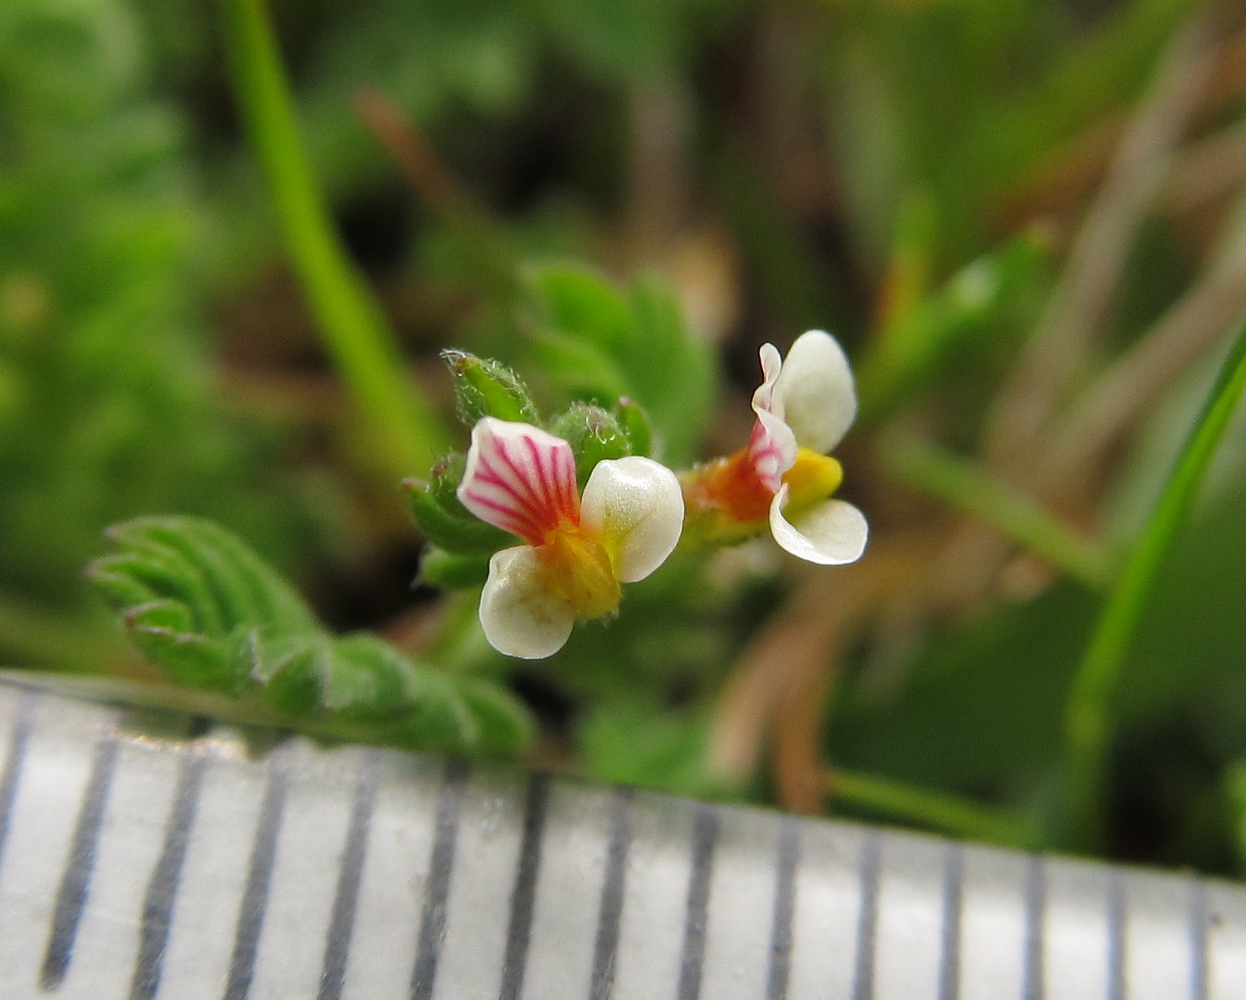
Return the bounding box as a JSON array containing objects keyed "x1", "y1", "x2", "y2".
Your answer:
[
  {"x1": 0, "y1": 692, "x2": 33, "y2": 873},
  {"x1": 1189, "y1": 877, "x2": 1208, "y2": 1000},
  {"x1": 765, "y1": 815, "x2": 800, "y2": 1000},
  {"x1": 937, "y1": 842, "x2": 964, "y2": 1000},
  {"x1": 222, "y1": 760, "x2": 289, "y2": 1000},
  {"x1": 499, "y1": 772, "x2": 552, "y2": 1000},
  {"x1": 677, "y1": 805, "x2": 720, "y2": 1000},
  {"x1": 851, "y1": 831, "x2": 882, "y2": 1000},
  {"x1": 409, "y1": 758, "x2": 470, "y2": 1000},
  {"x1": 40, "y1": 736, "x2": 120, "y2": 989},
  {"x1": 129, "y1": 752, "x2": 207, "y2": 1000},
  {"x1": 589, "y1": 786, "x2": 635, "y2": 1000},
  {"x1": 1022, "y1": 854, "x2": 1045, "y2": 1000},
  {"x1": 1107, "y1": 871, "x2": 1126, "y2": 1000},
  {"x1": 317, "y1": 759, "x2": 379, "y2": 1000}
]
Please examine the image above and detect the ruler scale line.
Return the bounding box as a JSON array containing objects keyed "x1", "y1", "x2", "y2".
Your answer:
[
  {"x1": 128, "y1": 752, "x2": 208, "y2": 1000},
  {"x1": 1106, "y1": 871, "x2": 1125, "y2": 1000},
  {"x1": 850, "y1": 830, "x2": 882, "y2": 1000},
  {"x1": 0, "y1": 691, "x2": 34, "y2": 875},
  {"x1": 317, "y1": 757, "x2": 379, "y2": 1000},
  {"x1": 1188, "y1": 877, "x2": 1208, "y2": 1000},
  {"x1": 588, "y1": 786, "x2": 635, "y2": 1000},
  {"x1": 937, "y1": 842, "x2": 964, "y2": 1000},
  {"x1": 409, "y1": 757, "x2": 471, "y2": 1000},
  {"x1": 39, "y1": 735, "x2": 120, "y2": 990},
  {"x1": 1022, "y1": 854, "x2": 1046, "y2": 1000},
  {"x1": 765, "y1": 816, "x2": 800, "y2": 1000},
  {"x1": 677, "y1": 804, "x2": 720, "y2": 1000},
  {"x1": 499, "y1": 772, "x2": 552, "y2": 1000},
  {"x1": 222, "y1": 760, "x2": 290, "y2": 1000}
]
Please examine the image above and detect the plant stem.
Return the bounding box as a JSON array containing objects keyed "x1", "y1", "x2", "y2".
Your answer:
[
  {"x1": 1063, "y1": 318, "x2": 1246, "y2": 849},
  {"x1": 221, "y1": 0, "x2": 448, "y2": 478},
  {"x1": 883, "y1": 436, "x2": 1112, "y2": 588},
  {"x1": 826, "y1": 767, "x2": 1033, "y2": 848}
]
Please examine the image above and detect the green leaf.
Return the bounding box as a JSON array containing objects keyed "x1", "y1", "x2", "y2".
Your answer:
[
  {"x1": 624, "y1": 275, "x2": 715, "y2": 464},
  {"x1": 525, "y1": 262, "x2": 716, "y2": 465},
  {"x1": 88, "y1": 516, "x2": 533, "y2": 756},
  {"x1": 442, "y1": 349, "x2": 541, "y2": 425},
  {"x1": 526, "y1": 262, "x2": 633, "y2": 352},
  {"x1": 530, "y1": 331, "x2": 633, "y2": 402}
]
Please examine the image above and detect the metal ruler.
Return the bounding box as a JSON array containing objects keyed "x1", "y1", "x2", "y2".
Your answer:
[{"x1": 0, "y1": 680, "x2": 1243, "y2": 999}]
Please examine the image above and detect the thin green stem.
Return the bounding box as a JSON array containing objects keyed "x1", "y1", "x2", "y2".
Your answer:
[
  {"x1": 884, "y1": 436, "x2": 1112, "y2": 588},
  {"x1": 826, "y1": 767, "x2": 1034, "y2": 848},
  {"x1": 221, "y1": 0, "x2": 448, "y2": 478},
  {"x1": 1064, "y1": 318, "x2": 1246, "y2": 849}
]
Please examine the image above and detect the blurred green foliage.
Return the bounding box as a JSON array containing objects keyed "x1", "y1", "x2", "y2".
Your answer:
[{"x1": 0, "y1": 0, "x2": 312, "y2": 660}]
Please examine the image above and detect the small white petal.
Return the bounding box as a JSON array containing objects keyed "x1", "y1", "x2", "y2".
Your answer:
[
  {"x1": 458, "y1": 417, "x2": 580, "y2": 545},
  {"x1": 478, "y1": 546, "x2": 577, "y2": 659},
  {"x1": 772, "y1": 330, "x2": 857, "y2": 454},
  {"x1": 751, "y1": 342, "x2": 784, "y2": 418},
  {"x1": 580, "y1": 456, "x2": 684, "y2": 583},
  {"x1": 769, "y1": 485, "x2": 868, "y2": 565}
]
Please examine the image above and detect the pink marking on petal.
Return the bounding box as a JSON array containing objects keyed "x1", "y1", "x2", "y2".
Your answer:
[
  {"x1": 558, "y1": 447, "x2": 579, "y2": 520},
  {"x1": 458, "y1": 419, "x2": 581, "y2": 544},
  {"x1": 526, "y1": 435, "x2": 553, "y2": 516},
  {"x1": 747, "y1": 409, "x2": 798, "y2": 494},
  {"x1": 745, "y1": 344, "x2": 798, "y2": 494},
  {"x1": 460, "y1": 490, "x2": 545, "y2": 542}
]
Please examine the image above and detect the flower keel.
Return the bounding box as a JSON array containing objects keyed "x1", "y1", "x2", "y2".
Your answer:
[{"x1": 479, "y1": 547, "x2": 577, "y2": 659}]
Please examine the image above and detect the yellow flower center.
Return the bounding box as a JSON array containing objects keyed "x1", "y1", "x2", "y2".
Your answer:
[
  {"x1": 782, "y1": 448, "x2": 843, "y2": 513},
  {"x1": 540, "y1": 525, "x2": 621, "y2": 620}
]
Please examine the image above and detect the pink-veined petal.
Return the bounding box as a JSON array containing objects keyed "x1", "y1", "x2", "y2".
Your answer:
[
  {"x1": 478, "y1": 546, "x2": 577, "y2": 659},
  {"x1": 458, "y1": 418, "x2": 580, "y2": 546},
  {"x1": 580, "y1": 456, "x2": 684, "y2": 583},
  {"x1": 771, "y1": 330, "x2": 857, "y2": 454},
  {"x1": 769, "y1": 485, "x2": 868, "y2": 565},
  {"x1": 747, "y1": 407, "x2": 798, "y2": 494}
]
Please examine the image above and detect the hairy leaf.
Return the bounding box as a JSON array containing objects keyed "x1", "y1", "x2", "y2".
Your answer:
[
  {"x1": 88, "y1": 516, "x2": 533, "y2": 755},
  {"x1": 442, "y1": 349, "x2": 541, "y2": 426}
]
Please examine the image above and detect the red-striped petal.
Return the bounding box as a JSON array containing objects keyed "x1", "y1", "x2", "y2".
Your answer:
[{"x1": 458, "y1": 418, "x2": 581, "y2": 545}]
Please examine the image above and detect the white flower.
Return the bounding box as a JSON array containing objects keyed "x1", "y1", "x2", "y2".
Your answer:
[
  {"x1": 458, "y1": 417, "x2": 684, "y2": 658},
  {"x1": 746, "y1": 330, "x2": 868, "y2": 565}
]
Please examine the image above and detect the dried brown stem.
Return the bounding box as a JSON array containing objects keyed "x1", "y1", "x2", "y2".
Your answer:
[
  {"x1": 1042, "y1": 219, "x2": 1246, "y2": 494},
  {"x1": 352, "y1": 89, "x2": 501, "y2": 239},
  {"x1": 1164, "y1": 121, "x2": 1246, "y2": 214},
  {"x1": 984, "y1": 16, "x2": 1218, "y2": 467},
  {"x1": 708, "y1": 538, "x2": 924, "y2": 811}
]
